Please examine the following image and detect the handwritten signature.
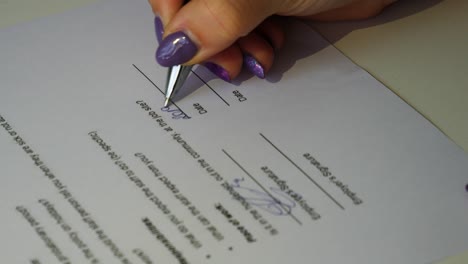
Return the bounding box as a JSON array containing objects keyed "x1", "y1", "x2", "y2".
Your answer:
[
  {"x1": 161, "y1": 106, "x2": 191, "y2": 120},
  {"x1": 231, "y1": 178, "x2": 296, "y2": 216}
]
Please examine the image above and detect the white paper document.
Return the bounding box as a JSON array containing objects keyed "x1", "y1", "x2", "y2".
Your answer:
[{"x1": 1, "y1": 0, "x2": 467, "y2": 263}]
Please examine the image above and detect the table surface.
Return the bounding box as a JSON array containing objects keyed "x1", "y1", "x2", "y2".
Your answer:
[{"x1": 1, "y1": 0, "x2": 467, "y2": 263}]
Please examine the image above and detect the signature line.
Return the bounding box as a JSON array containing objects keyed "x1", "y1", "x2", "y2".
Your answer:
[
  {"x1": 132, "y1": 64, "x2": 190, "y2": 118},
  {"x1": 222, "y1": 149, "x2": 302, "y2": 226},
  {"x1": 259, "y1": 133, "x2": 345, "y2": 210},
  {"x1": 191, "y1": 69, "x2": 230, "y2": 106}
]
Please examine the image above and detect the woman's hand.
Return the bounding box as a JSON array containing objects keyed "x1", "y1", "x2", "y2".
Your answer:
[{"x1": 149, "y1": 0, "x2": 396, "y2": 81}]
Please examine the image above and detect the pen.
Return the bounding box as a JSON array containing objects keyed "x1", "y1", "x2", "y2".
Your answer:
[
  {"x1": 163, "y1": 0, "x2": 191, "y2": 107},
  {"x1": 164, "y1": 64, "x2": 192, "y2": 107}
]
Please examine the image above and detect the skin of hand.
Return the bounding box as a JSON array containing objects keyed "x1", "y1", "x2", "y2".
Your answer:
[{"x1": 149, "y1": 0, "x2": 396, "y2": 81}]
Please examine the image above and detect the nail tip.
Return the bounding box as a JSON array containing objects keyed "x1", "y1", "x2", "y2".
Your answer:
[
  {"x1": 155, "y1": 51, "x2": 170, "y2": 67},
  {"x1": 154, "y1": 16, "x2": 164, "y2": 44},
  {"x1": 256, "y1": 70, "x2": 265, "y2": 79},
  {"x1": 243, "y1": 54, "x2": 265, "y2": 79},
  {"x1": 204, "y1": 62, "x2": 231, "y2": 82}
]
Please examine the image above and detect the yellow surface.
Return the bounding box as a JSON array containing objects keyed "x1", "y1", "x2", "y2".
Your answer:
[
  {"x1": 1, "y1": 0, "x2": 467, "y2": 263},
  {"x1": 0, "y1": 0, "x2": 96, "y2": 28},
  {"x1": 313, "y1": 0, "x2": 468, "y2": 153},
  {"x1": 318, "y1": 1, "x2": 468, "y2": 261}
]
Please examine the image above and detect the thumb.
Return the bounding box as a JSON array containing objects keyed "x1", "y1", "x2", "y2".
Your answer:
[{"x1": 156, "y1": 0, "x2": 280, "y2": 67}]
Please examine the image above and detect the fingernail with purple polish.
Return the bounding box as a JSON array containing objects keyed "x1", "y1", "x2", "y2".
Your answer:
[
  {"x1": 156, "y1": 31, "x2": 198, "y2": 67},
  {"x1": 465, "y1": 184, "x2": 468, "y2": 193},
  {"x1": 204, "y1": 62, "x2": 231, "y2": 82},
  {"x1": 244, "y1": 54, "x2": 265, "y2": 79},
  {"x1": 154, "y1": 16, "x2": 164, "y2": 44}
]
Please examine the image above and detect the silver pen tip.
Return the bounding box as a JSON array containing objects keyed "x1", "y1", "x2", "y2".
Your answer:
[{"x1": 164, "y1": 98, "x2": 170, "y2": 107}]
